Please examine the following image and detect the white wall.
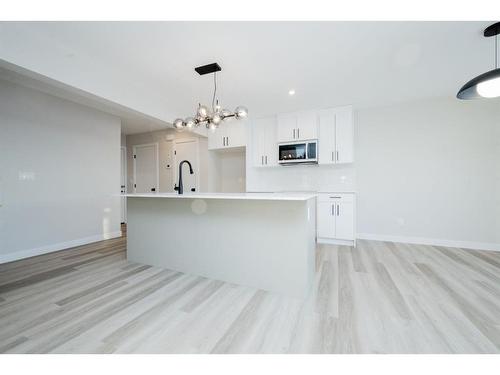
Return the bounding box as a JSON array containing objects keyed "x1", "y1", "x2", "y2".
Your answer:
[
  {"x1": 208, "y1": 150, "x2": 246, "y2": 193},
  {"x1": 0, "y1": 79, "x2": 122, "y2": 263},
  {"x1": 356, "y1": 97, "x2": 500, "y2": 249}
]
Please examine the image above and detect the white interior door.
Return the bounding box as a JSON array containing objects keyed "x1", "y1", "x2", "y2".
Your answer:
[
  {"x1": 120, "y1": 146, "x2": 127, "y2": 223},
  {"x1": 133, "y1": 143, "x2": 159, "y2": 193},
  {"x1": 174, "y1": 139, "x2": 198, "y2": 193}
]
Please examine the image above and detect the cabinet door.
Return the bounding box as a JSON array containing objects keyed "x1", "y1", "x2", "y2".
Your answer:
[
  {"x1": 263, "y1": 117, "x2": 277, "y2": 166},
  {"x1": 252, "y1": 118, "x2": 267, "y2": 167},
  {"x1": 277, "y1": 113, "x2": 297, "y2": 142},
  {"x1": 335, "y1": 106, "x2": 354, "y2": 163},
  {"x1": 318, "y1": 109, "x2": 336, "y2": 165},
  {"x1": 296, "y1": 110, "x2": 318, "y2": 140},
  {"x1": 208, "y1": 125, "x2": 226, "y2": 150},
  {"x1": 317, "y1": 202, "x2": 336, "y2": 238},
  {"x1": 226, "y1": 120, "x2": 246, "y2": 148},
  {"x1": 335, "y1": 202, "x2": 354, "y2": 240}
]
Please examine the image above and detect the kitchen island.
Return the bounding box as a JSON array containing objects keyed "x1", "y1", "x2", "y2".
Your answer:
[{"x1": 125, "y1": 193, "x2": 316, "y2": 298}]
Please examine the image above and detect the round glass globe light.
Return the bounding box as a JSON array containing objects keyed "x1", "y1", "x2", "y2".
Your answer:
[
  {"x1": 185, "y1": 117, "x2": 196, "y2": 128},
  {"x1": 212, "y1": 113, "x2": 222, "y2": 125},
  {"x1": 173, "y1": 118, "x2": 184, "y2": 129},
  {"x1": 197, "y1": 105, "x2": 209, "y2": 118},
  {"x1": 234, "y1": 106, "x2": 248, "y2": 119}
]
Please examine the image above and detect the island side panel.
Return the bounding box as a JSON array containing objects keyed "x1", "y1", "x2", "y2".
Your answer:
[{"x1": 126, "y1": 197, "x2": 315, "y2": 298}]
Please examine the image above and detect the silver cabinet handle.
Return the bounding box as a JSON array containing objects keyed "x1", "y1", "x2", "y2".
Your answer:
[
  {"x1": 265, "y1": 155, "x2": 268, "y2": 164},
  {"x1": 223, "y1": 137, "x2": 225, "y2": 146},
  {"x1": 337, "y1": 204, "x2": 339, "y2": 216},
  {"x1": 331, "y1": 151, "x2": 334, "y2": 161},
  {"x1": 330, "y1": 196, "x2": 341, "y2": 199},
  {"x1": 297, "y1": 128, "x2": 300, "y2": 139},
  {"x1": 226, "y1": 137, "x2": 229, "y2": 146},
  {"x1": 331, "y1": 204, "x2": 334, "y2": 216},
  {"x1": 261, "y1": 155, "x2": 264, "y2": 165},
  {"x1": 336, "y1": 150, "x2": 339, "y2": 161},
  {"x1": 293, "y1": 129, "x2": 295, "y2": 139}
]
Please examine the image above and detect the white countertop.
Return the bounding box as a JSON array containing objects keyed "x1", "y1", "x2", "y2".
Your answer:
[{"x1": 124, "y1": 192, "x2": 317, "y2": 201}]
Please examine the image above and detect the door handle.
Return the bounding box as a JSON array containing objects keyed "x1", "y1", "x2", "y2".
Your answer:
[
  {"x1": 261, "y1": 155, "x2": 264, "y2": 165},
  {"x1": 265, "y1": 155, "x2": 268, "y2": 164},
  {"x1": 297, "y1": 128, "x2": 300, "y2": 139},
  {"x1": 336, "y1": 150, "x2": 339, "y2": 161},
  {"x1": 331, "y1": 204, "x2": 334, "y2": 216},
  {"x1": 226, "y1": 137, "x2": 229, "y2": 146},
  {"x1": 223, "y1": 137, "x2": 226, "y2": 146},
  {"x1": 331, "y1": 151, "x2": 334, "y2": 162},
  {"x1": 293, "y1": 129, "x2": 295, "y2": 139},
  {"x1": 337, "y1": 204, "x2": 339, "y2": 216}
]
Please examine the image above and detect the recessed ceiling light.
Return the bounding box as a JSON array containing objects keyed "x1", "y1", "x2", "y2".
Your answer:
[{"x1": 288, "y1": 89, "x2": 296, "y2": 96}]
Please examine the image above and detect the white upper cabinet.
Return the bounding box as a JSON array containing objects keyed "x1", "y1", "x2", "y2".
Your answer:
[
  {"x1": 276, "y1": 113, "x2": 297, "y2": 142},
  {"x1": 207, "y1": 124, "x2": 225, "y2": 150},
  {"x1": 277, "y1": 110, "x2": 318, "y2": 143},
  {"x1": 208, "y1": 120, "x2": 246, "y2": 150},
  {"x1": 318, "y1": 105, "x2": 353, "y2": 164},
  {"x1": 334, "y1": 106, "x2": 353, "y2": 163},
  {"x1": 318, "y1": 109, "x2": 336, "y2": 164},
  {"x1": 296, "y1": 110, "x2": 318, "y2": 140},
  {"x1": 226, "y1": 120, "x2": 246, "y2": 148},
  {"x1": 252, "y1": 116, "x2": 277, "y2": 167}
]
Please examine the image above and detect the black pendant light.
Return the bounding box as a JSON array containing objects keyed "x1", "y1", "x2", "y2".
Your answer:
[{"x1": 457, "y1": 22, "x2": 500, "y2": 99}]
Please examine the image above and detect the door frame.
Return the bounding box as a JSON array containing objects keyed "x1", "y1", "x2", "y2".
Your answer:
[
  {"x1": 132, "y1": 142, "x2": 160, "y2": 193},
  {"x1": 173, "y1": 138, "x2": 200, "y2": 192},
  {"x1": 120, "y1": 146, "x2": 127, "y2": 223}
]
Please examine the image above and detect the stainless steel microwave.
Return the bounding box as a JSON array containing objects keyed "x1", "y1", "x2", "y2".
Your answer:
[{"x1": 278, "y1": 140, "x2": 318, "y2": 165}]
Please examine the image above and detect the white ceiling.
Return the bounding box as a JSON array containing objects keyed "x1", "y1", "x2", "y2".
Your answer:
[{"x1": 0, "y1": 21, "x2": 497, "y2": 133}]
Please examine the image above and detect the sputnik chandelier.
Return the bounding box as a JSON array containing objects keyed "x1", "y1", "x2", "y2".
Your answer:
[{"x1": 173, "y1": 63, "x2": 248, "y2": 131}]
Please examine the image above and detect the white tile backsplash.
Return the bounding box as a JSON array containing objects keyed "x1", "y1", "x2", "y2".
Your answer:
[{"x1": 246, "y1": 163, "x2": 356, "y2": 193}]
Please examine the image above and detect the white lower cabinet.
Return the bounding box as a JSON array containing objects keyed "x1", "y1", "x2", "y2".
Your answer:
[{"x1": 316, "y1": 193, "x2": 356, "y2": 246}]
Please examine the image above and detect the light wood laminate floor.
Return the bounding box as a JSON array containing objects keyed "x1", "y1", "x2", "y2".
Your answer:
[{"x1": 1, "y1": 227, "x2": 500, "y2": 353}]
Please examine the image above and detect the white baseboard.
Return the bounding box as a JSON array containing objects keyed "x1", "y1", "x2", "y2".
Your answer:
[
  {"x1": 0, "y1": 230, "x2": 123, "y2": 264},
  {"x1": 317, "y1": 237, "x2": 356, "y2": 246},
  {"x1": 356, "y1": 233, "x2": 500, "y2": 252}
]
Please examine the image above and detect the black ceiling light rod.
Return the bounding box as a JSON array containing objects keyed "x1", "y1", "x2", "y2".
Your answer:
[
  {"x1": 457, "y1": 21, "x2": 500, "y2": 99},
  {"x1": 194, "y1": 63, "x2": 221, "y2": 76}
]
